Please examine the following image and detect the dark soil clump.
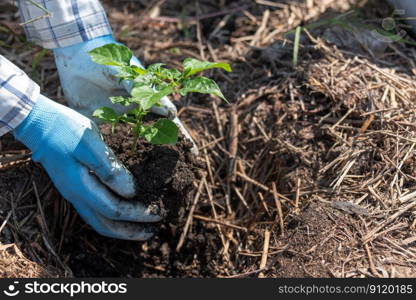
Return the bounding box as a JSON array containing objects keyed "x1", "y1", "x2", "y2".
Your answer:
[{"x1": 100, "y1": 122, "x2": 200, "y2": 219}]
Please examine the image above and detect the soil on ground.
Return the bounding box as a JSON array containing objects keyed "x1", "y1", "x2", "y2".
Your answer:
[
  {"x1": 1, "y1": 0, "x2": 416, "y2": 278},
  {"x1": 63, "y1": 123, "x2": 209, "y2": 277},
  {"x1": 100, "y1": 122, "x2": 199, "y2": 218}
]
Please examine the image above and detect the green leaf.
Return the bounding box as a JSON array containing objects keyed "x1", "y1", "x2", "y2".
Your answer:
[
  {"x1": 133, "y1": 73, "x2": 158, "y2": 87},
  {"x1": 131, "y1": 86, "x2": 155, "y2": 101},
  {"x1": 116, "y1": 66, "x2": 136, "y2": 80},
  {"x1": 147, "y1": 86, "x2": 174, "y2": 108},
  {"x1": 92, "y1": 107, "x2": 119, "y2": 123},
  {"x1": 159, "y1": 68, "x2": 182, "y2": 81},
  {"x1": 180, "y1": 76, "x2": 227, "y2": 101},
  {"x1": 109, "y1": 96, "x2": 133, "y2": 106},
  {"x1": 131, "y1": 86, "x2": 173, "y2": 110},
  {"x1": 119, "y1": 114, "x2": 136, "y2": 124},
  {"x1": 146, "y1": 63, "x2": 181, "y2": 81},
  {"x1": 183, "y1": 58, "x2": 231, "y2": 77},
  {"x1": 147, "y1": 63, "x2": 165, "y2": 73},
  {"x1": 131, "y1": 86, "x2": 157, "y2": 110},
  {"x1": 117, "y1": 65, "x2": 145, "y2": 80},
  {"x1": 131, "y1": 65, "x2": 146, "y2": 75},
  {"x1": 88, "y1": 44, "x2": 132, "y2": 67},
  {"x1": 143, "y1": 119, "x2": 178, "y2": 145}
]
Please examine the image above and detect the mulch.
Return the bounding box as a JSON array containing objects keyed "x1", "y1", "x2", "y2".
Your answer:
[{"x1": 1, "y1": 0, "x2": 416, "y2": 278}]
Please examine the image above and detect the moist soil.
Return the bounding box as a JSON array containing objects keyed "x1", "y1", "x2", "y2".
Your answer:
[
  {"x1": 100, "y1": 122, "x2": 199, "y2": 219},
  {"x1": 61, "y1": 122, "x2": 209, "y2": 277},
  {"x1": 0, "y1": 159, "x2": 217, "y2": 277},
  {"x1": 0, "y1": 152, "x2": 346, "y2": 277},
  {"x1": 274, "y1": 203, "x2": 343, "y2": 278},
  {"x1": 2, "y1": 0, "x2": 416, "y2": 278},
  {"x1": 0, "y1": 123, "x2": 217, "y2": 277},
  {"x1": 59, "y1": 126, "x2": 218, "y2": 277}
]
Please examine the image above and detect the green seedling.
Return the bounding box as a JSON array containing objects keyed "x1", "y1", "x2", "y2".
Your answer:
[{"x1": 88, "y1": 43, "x2": 231, "y2": 147}]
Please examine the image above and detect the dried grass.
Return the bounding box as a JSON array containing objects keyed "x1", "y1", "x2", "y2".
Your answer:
[{"x1": 1, "y1": 0, "x2": 416, "y2": 277}]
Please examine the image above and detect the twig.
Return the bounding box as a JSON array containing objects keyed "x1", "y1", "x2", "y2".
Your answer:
[
  {"x1": 33, "y1": 181, "x2": 72, "y2": 276},
  {"x1": 0, "y1": 211, "x2": 13, "y2": 235},
  {"x1": 193, "y1": 215, "x2": 247, "y2": 232},
  {"x1": 176, "y1": 177, "x2": 205, "y2": 252},
  {"x1": 228, "y1": 104, "x2": 239, "y2": 183},
  {"x1": 140, "y1": 5, "x2": 251, "y2": 24},
  {"x1": 250, "y1": 9, "x2": 270, "y2": 46},
  {"x1": 255, "y1": 0, "x2": 287, "y2": 8},
  {"x1": 258, "y1": 192, "x2": 271, "y2": 216},
  {"x1": 272, "y1": 183, "x2": 284, "y2": 237},
  {"x1": 364, "y1": 243, "x2": 380, "y2": 277},
  {"x1": 236, "y1": 171, "x2": 270, "y2": 192},
  {"x1": 236, "y1": 171, "x2": 293, "y2": 203},
  {"x1": 195, "y1": 0, "x2": 205, "y2": 60},
  {"x1": 33, "y1": 181, "x2": 48, "y2": 235},
  {"x1": 233, "y1": 187, "x2": 254, "y2": 215},
  {"x1": 362, "y1": 200, "x2": 416, "y2": 243},
  {"x1": 295, "y1": 177, "x2": 301, "y2": 211},
  {"x1": 220, "y1": 268, "x2": 267, "y2": 278},
  {"x1": 258, "y1": 229, "x2": 270, "y2": 278},
  {"x1": 202, "y1": 176, "x2": 229, "y2": 260},
  {"x1": 0, "y1": 153, "x2": 30, "y2": 164},
  {"x1": 293, "y1": 26, "x2": 302, "y2": 66},
  {"x1": 359, "y1": 114, "x2": 375, "y2": 134},
  {"x1": 198, "y1": 136, "x2": 225, "y2": 151}
]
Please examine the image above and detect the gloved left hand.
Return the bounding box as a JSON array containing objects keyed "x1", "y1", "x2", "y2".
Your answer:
[
  {"x1": 13, "y1": 94, "x2": 162, "y2": 240},
  {"x1": 53, "y1": 35, "x2": 197, "y2": 153}
]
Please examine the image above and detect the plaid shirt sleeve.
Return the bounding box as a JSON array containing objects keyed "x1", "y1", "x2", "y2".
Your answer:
[
  {"x1": 0, "y1": 55, "x2": 39, "y2": 136},
  {"x1": 0, "y1": 1, "x2": 112, "y2": 136},
  {"x1": 18, "y1": 0, "x2": 112, "y2": 49}
]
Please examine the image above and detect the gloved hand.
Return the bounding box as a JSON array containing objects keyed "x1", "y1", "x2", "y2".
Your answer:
[
  {"x1": 13, "y1": 94, "x2": 162, "y2": 240},
  {"x1": 53, "y1": 35, "x2": 197, "y2": 153}
]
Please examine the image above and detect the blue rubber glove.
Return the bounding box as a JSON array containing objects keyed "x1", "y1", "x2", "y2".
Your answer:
[
  {"x1": 53, "y1": 35, "x2": 176, "y2": 119},
  {"x1": 13, "y1": 94, "x2": 162, "y2": 240},
  {"x1": 53, "y1": 35, "x2": 198, "y2": 154}
]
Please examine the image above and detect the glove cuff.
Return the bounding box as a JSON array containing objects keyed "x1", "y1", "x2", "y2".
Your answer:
[
  {"x1": 13, "y1": 95, "x2": 58, "y2": 153},
  {"x1": 52, "y1": 35, "x2": 116, "y2": 55}
]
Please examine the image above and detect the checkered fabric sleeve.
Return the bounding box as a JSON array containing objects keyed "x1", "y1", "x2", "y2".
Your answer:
[
  {"x1": 18, "y1": 0, "x2": 112, "y2": 49},
  {"x1": 0, "y1": 1, "x2": 112, "y2": 136},
  {"x1": 0, "y1": 55, "x2": 39, "y2": 136}
]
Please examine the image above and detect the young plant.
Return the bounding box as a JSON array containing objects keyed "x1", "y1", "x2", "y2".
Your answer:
[{"x1": 88, "y1": 44, "x2": 231, "y2": 147}]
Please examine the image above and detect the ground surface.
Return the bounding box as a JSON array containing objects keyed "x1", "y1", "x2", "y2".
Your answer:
[
  {"x1": 1, "y1": 0, "x2": 416, "y2": 278},
  {"x1": 101, "y1": 122, "x2": 198, "y2": 219}
]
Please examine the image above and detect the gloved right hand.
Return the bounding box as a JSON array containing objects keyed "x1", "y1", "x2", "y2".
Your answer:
[
  {"x1": 13, "y1": 94, "x2": 162, "y2": 240},
  {"x1": 53, "y1": 35, "x2": 177, "y2": 121},
  {"x1": 53, "y1": 35, "x2": 198, "y2": 155}
]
